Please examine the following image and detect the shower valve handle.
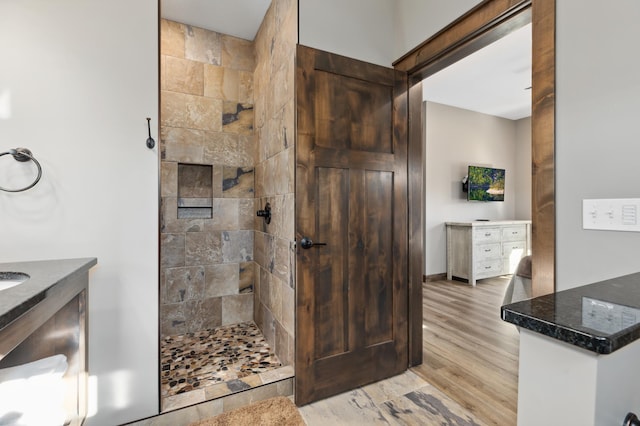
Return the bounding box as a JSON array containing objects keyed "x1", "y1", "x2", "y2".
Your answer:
[{"x1": 256, "y1": 202, "x2": 271, "y2": 224}]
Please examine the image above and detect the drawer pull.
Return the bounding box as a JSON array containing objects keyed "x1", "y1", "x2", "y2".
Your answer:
[
  {"x1": 485, "y1": 233, "x2": 491, "y2": 237},
  {"x1": 484, "y1": 249, "x2": 491, "y2": 252},
  {"x1": 485, "y1": 266, "x2": 491, "y2": 269}
]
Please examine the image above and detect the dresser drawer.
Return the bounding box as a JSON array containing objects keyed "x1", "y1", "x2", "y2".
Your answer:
[
  {"x1": 503, "y1": 240, "x2": 526, "y2": 258},
  {"x1": 473, "y1": 227, "x2": 501, "y2": 243},
  {"x1": 503, "y1": 241, "x2": 527, "y2": 273},
  {"x1": 475, "y1": 243, "x2": 502, "y2": 261},
  {"x1": 475, "y1": 259, "x2": 504, "y2": 277},
  {"x1": 502, "y1": 225, "x2": 527, "y2": 241}
]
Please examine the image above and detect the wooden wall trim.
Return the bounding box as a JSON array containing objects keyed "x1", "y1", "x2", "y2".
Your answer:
[
  {"x1": 394, "y1": 0, "x2": 530, "y2": 73},
  {"x1": 424, "y1": 273, "x2": 447, "y2": 282},
  {"x1": 408, "y1": 82, "x2": 424, "y2": 367},
  {"x1": 399, "y1": 0, "x2": 556, "y2": 365},
  {"x1": 531, "y1": 0, "x2": 555, "y2": 296}
]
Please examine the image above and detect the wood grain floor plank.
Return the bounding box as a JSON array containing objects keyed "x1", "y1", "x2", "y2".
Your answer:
[{"x1": 412, "y1": 276, "x2": 519, "y2": 426}]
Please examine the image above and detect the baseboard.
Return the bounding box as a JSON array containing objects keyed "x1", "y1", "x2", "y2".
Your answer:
[{"x1": 424, "y1": 273, "x2": 446, "y2": 282}]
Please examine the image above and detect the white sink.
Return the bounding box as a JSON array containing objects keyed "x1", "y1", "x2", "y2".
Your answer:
[{"x1": 0, "y1": 272, "x2": 29, "y2": 291}]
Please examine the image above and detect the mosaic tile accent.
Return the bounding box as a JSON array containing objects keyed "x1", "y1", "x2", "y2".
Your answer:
[{"x1": 161, "y1": 322, "x2": 282, "y2": 399}]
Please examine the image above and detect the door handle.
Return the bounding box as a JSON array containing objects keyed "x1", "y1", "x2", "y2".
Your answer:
[{"x1": 300, "y1": 237, "x2": 327, "y2": 249}]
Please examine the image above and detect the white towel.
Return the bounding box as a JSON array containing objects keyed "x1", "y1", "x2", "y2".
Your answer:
[{"x1": 0, "y1": 354, "x2": 68, "y2": 426}]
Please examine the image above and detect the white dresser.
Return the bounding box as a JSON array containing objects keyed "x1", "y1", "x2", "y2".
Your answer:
[{"x1": 445, "y1": 220, "x2": 531, "y2": 286}]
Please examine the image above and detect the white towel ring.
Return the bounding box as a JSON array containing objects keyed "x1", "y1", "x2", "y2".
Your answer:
[{"x1": 0, "y1": 148, "x2": 42, "y2": 192}]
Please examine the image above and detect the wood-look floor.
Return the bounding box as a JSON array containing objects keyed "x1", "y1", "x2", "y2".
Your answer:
[{"x1": 411, "y1": 276, "x2": 519, "y2": 426}]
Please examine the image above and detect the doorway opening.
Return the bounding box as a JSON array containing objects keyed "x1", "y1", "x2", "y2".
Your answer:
[
  {"x1": 395, "y1": 1, "x2": 555, "y2": 424},
  {"x1": 417, "y1": 21, "x2": 531, "y2": 423}
]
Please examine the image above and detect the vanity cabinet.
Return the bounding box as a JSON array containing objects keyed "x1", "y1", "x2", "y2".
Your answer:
[
  {"x1": 446, "y1": 220, "x2": 531, "y2": 286},
  {"x1": 0, "y1": 258, "x2": 96, "y2": 426},
  {"x1": 502, "y1": 272, "x2": 640, "y2": 425}
]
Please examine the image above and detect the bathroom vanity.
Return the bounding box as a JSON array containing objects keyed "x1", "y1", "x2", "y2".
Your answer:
[
  {"x1": 502, "y1": 272, "x2": 640, "y2": 426},
  {"x1": 0, "y1": 258, "x2": 96, "y2": 426}
]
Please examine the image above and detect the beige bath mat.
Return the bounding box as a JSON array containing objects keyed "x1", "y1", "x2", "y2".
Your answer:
[{"x1": 189, "y1": 396, "x2": 305, "y2": 426}]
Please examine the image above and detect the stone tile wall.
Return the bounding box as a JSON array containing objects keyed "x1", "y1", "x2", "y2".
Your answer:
[
  {"x1": 160, "y1": 19, "x2": 256, "y2": 337},
  {"x1": 158, "y1": 0, "x2": 298, "y2": 368},
  {"x1": 253, "y1": 0, "x2": 297, "y2": 367}
]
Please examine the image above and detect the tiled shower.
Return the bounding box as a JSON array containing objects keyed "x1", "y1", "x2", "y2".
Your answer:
[{"x1": 158, "y1": 0, "x2": 296, "y2": 411}]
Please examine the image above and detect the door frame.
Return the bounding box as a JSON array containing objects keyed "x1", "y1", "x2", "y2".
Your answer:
[{"x1": 393, "y1": 0, "x2": 555, "y2": 365}]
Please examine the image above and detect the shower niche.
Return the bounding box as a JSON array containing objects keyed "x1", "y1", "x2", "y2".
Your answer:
[{"x1": 177, "y1": 163, "x2": 212, "y2": 219}]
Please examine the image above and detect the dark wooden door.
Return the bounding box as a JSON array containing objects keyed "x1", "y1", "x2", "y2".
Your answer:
[{"x1": 295, "y1": 45, "x2": 408, "y2": 405}]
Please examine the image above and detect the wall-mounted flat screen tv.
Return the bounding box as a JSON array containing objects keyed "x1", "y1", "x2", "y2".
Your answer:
[{"x1": 467, "y1": 165, "x2": 505, "y2": 202}]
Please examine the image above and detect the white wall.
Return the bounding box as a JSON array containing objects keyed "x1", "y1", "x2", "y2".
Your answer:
[
  {"x1": 298, "y1": 0, "x2": 485, "y2": 66},
  {"x1": 424, "y1": 101, "x2": 526, "y2": 275},
  {"x1": 0, "y1": 1, "x2": 159, "y2": 425},
  {"x1": 556, "y1": 0, "x2": 640, "y2": 290},
  {"x1": 394, "y1": 0, "x2": 483, "y2": 59},
  {"x1": 515, "y1": 117, "x2": 532, "y2": 220},
  {"x1": 299, "y1": 0, "x2": 396, "y2": 66}
]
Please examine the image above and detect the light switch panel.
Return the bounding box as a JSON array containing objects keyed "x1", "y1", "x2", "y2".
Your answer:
[{"x1": 583, "y1": 198, "x2": 640, "y2": 232}]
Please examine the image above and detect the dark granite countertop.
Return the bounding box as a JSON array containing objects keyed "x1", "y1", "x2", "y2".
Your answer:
[
  {"x1": 502, "y1": 272, "x2": 640, "y2": 354},
  {"x1": 0, "y1": 258, "x2": 97, "y2": 329}
]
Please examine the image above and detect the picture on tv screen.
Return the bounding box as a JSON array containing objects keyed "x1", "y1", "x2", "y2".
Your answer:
[{"x1": 467, "y1": 165, "x2": 505, "y2": 202}]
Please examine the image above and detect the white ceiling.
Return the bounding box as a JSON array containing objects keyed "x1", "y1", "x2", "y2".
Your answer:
[
  {"x1": 160, "y1": 2, "x2": 531, "y2": 120},
  {"x1": 161, "y1": 0, "x2": 271, "y2": 41},
  {"x1": 422, "y1": 23, "x2": 532, "y2": 121}
]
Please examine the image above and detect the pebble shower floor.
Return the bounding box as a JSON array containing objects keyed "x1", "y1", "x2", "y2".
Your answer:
[{"x1": 161, "y1": 321, "x2": 282, "y2": 398}]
